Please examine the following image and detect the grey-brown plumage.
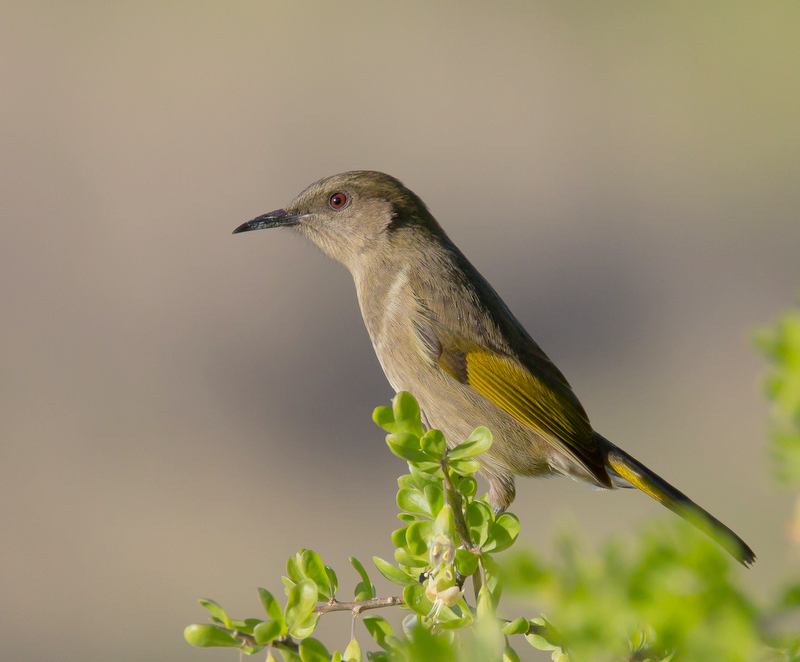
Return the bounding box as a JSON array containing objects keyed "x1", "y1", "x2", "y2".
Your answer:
[{"x1": 233, "y1": 170, "x2": 755, "y2": 566}]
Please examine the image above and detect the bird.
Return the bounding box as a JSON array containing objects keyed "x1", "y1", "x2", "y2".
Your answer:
[{"x1": 233, "y1": 170, "x2": 755, "y2": 566}]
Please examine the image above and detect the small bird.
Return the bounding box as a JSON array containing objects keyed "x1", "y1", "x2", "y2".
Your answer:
[{"x1": 234, "y1": 170, "x2": 755, "y2": 566}]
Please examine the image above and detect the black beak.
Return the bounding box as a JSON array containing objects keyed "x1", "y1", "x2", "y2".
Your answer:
[{"x1": 232, "y1": 209, "x2": 303, "y2": 235}]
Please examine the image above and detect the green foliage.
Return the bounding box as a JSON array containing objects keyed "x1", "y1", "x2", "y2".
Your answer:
[
  {"x1": 503, "y1": 525, "x2": 766, "y2": 661},
  {"x1": 185, "y1": 305, "x2": 800, "y2": 660},
  {"x1": 185, "y1": 392, "x2": 537, "y2": 661},
  {"x1": 755, "y1": 304, "x2": 800, "y2": 485}
]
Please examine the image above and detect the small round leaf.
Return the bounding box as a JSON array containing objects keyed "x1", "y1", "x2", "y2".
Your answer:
[
  {"x1": 284, "y1": 578, "x2": 318, "y2": 635},
  {"x1": 455, "y1": 549, "x2": 480, "y2": 576},
  {"x1": 457, "y1": 476, "x2": 477, "y2": 497},
  {"x1": 405, "y1": 520, "x2": 433, "y2": 556},
  {"x1": 467, "y1": 501, "x2": 493, "y2": 547},
  {"x1": 184, "y1": 624, "x2": 239, "y2": 648},
  {"x1": 299, "y1": 637, "x2": 330, "y2": 662},
  {"x1": 397, "y1": 488, "x2": 432, "y2": 518},
  {"x1": 449, "y1": 458, "x2": 481, "y2": 477},
  {"x1": 402, "y1": 583, "x2": 435, "y2": 616},
  {"x1": 448, "y1": 427, "x2": 492, "y2": 460},
  {"x1": 254, "y1": 619, "x2": 287, "y2": 645},
  {"x1": 420, "y1": 429, "x2": 446, "y2": 458},
  {"x1": 483, "y1": 513, "x2": 521, "y2": 553}
]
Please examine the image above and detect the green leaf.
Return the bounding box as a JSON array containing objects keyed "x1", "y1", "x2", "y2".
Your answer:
[
  {"x1": 526, "y1": 630, "x2": 560, "y2": 652},
  {"x1": 420, "y1": 429, "x2": 446, "y2": 458},
  {"x1": 363, "y1": 615, "x2": 397, "y2": 651},
  {"x1": 293, "y1": 613, "x2": 321, "y2": 640},
  {"x1": 349, "y1": 557, "x2": 375, "y2": 599},
  {"x1": 449, "y1": 458, "x2": 481, "y2": 477},
  {"x1": 258, "y1": 588, "x2": 284, "y2": 622},
  {"x1": 285, "y1": 578, "x2": 318, "y2": 636},
  {"x1": 448, "y1": 427, "x2": 492, "y2": 460},
  {"x1": 476, "y1": 585, "x2": 495, "y2": 620},
  {"x1": 354, "y1": 581, "x2": 373, "y2": 603},
  {"x1": 344, "y1": 637, "x2": 362, "y2": 662},
  {"x1": 287, "y1": 554, "x2": 304, "y2": 585},
  {"x1": 226, "y1": 618, "x2": 261, "y2": 635},
  {"x1": 299, "y1": 637, "x2": 330, "y2": 662},
  {"x1": 331, "y1": 652, "x2": 342, "y2": 662},
  {"x1": 436, "y1": 616, "x2": 473, "y2": 630},
  {"x1": 387, "y1": 432, "x2": 423, "y2": 452},
  {"x1": 254, "y1": 619, "x2": 287, "y2": 644},
  {"x1": 414, "y1": 460, "x2": 445, "y2": 474},
  {"x1": 392, "y1": 392, "x2": 425, "y2": 436},
  {"x1": 325, "y1": 566, "x2": 338, "y2": 599},
  {"x1": 455, "y1": 549, "x2": 480, "y2": 576},
  {"x1": 386, "y1": 437, "x2": 428, "y2": 463},
  {"x1": 502, "y1": 644, "x2": 521, "y2": 662},
  {"x1": 184, "y1": 624, "x2": 240, "y2": 648},
  {"x1": 405, "y1": 520, "x2": 433, "y2": 556},
  {"x1": 403, "y1": 583, "x2": 436, "y2": 616},
  {"x1": 501, "y1": 617, "x2": 530, "y2": 635},
  {"x1": 198, "y1": 599, "x2": 231, "y2": 629},
  {"x1": 394, "y1": 547, "x2": 429, "y2": 569},
  {"x1": 483, "y1": 513, "x2": 521, "y2": 553},
  {"x1": 423, "y1": 484, "x2": 444, "y2": 516},
  {"x1": 434, "y1": 504, "x2": 455, "y2": 538},
  {"x1": 300, "y1": 549, "x2": 330, "y2": 600},
  {"x1": 467, "y1": 501, "x2": 493, "y2": 547},
  {"x1": 373, "y1": 406, "x2": 396, "y2": 432},
  {"x1": 409, "y1": 466, "x2": 442, "y2": 490},
  {"x1": 373, "y1": 557, "x2": 418, "y2": 586},
  {"x1": 397, "y1": 488, "x2": 432, "y2": 518},
  {"x1": 391, "y1": 526, "x2": 409, "y2": 549},
  {"x1": 457, "y1": 476, "x2": 477, "y2": 497},
  {"x1": 482, "y1": 554, "x2": 502, "y2": 603},
  {"x1": 397, "y1": 474, "x2": 415, "y2": 490}
]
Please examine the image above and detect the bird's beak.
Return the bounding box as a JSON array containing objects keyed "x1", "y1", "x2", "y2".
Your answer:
[{"x1": 232, "y1": 209, "x2": 304, "y2": 235}]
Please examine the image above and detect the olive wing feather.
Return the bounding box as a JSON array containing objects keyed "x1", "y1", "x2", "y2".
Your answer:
[{"x1": 417, "y1": 320, "x2": 611, "y2": 487}]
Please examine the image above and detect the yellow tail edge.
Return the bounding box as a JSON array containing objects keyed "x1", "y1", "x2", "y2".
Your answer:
[{"x1": 605, "y1": 445, "x2": 756, "y2": 567}]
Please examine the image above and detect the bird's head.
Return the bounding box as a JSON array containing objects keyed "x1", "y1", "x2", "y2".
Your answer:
[{"x1": 233, "y1": 170, "x2": 443, "y2": 270}]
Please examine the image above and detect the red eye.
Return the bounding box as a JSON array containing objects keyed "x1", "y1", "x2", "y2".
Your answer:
[{"x1": 329, "y1": 192, "x2": 348, "y2": 209}]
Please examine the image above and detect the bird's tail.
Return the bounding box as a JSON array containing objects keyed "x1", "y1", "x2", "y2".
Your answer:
[{"x1": 603, "y1": 440, "x2": 755, "y2": 566}]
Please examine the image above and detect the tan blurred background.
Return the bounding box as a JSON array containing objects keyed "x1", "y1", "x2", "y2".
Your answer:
[{"x1": 1, "y1": 2, "x2": 799, "y2": 660}]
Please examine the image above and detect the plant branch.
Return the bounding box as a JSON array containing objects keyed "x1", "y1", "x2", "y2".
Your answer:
[
  {"x1": 442, "y1": 462, "x2": 474, "y2": 551},
  {"x1": 314, "y1": 596, "x2": 405, "y2": 615},
  {"x1": 215, "y1": 628, "x2": 300, "y2": 654},
  {"x1": 214, "y1": 597, "x2": 403, "y2": 653}
]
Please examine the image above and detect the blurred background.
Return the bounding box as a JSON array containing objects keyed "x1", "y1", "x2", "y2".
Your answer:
[{"x1": 1, "y1": 2, "x2": 799, "y2": 660}]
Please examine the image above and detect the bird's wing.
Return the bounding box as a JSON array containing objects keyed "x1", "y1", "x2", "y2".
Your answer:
[{"x1": 415, "y1": 317, "x2": 611, "y2": 487}]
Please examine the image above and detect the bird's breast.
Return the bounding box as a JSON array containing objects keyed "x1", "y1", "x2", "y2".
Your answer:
[
  {"x1": 357, "y1": 265, "x2": 427, "y2": 389},
  {"x1": 354, "y1": 264, "x2": 558, "y2": 480}
]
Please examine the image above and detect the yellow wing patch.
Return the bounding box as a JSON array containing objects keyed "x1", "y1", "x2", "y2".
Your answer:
[
  {"x1": 425, "y1": 324, "x2": 608, "y2": 485},
  {"x1": 440, "y1": 346, "x2": 609, "y2": 486},
  {"x1": 465, "y1": 350, "x2": 592, "y2": 445}
]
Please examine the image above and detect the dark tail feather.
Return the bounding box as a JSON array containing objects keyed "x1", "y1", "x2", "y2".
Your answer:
[{"x1": 604, "y1": 442, "x2": 755, "y2": 566}]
